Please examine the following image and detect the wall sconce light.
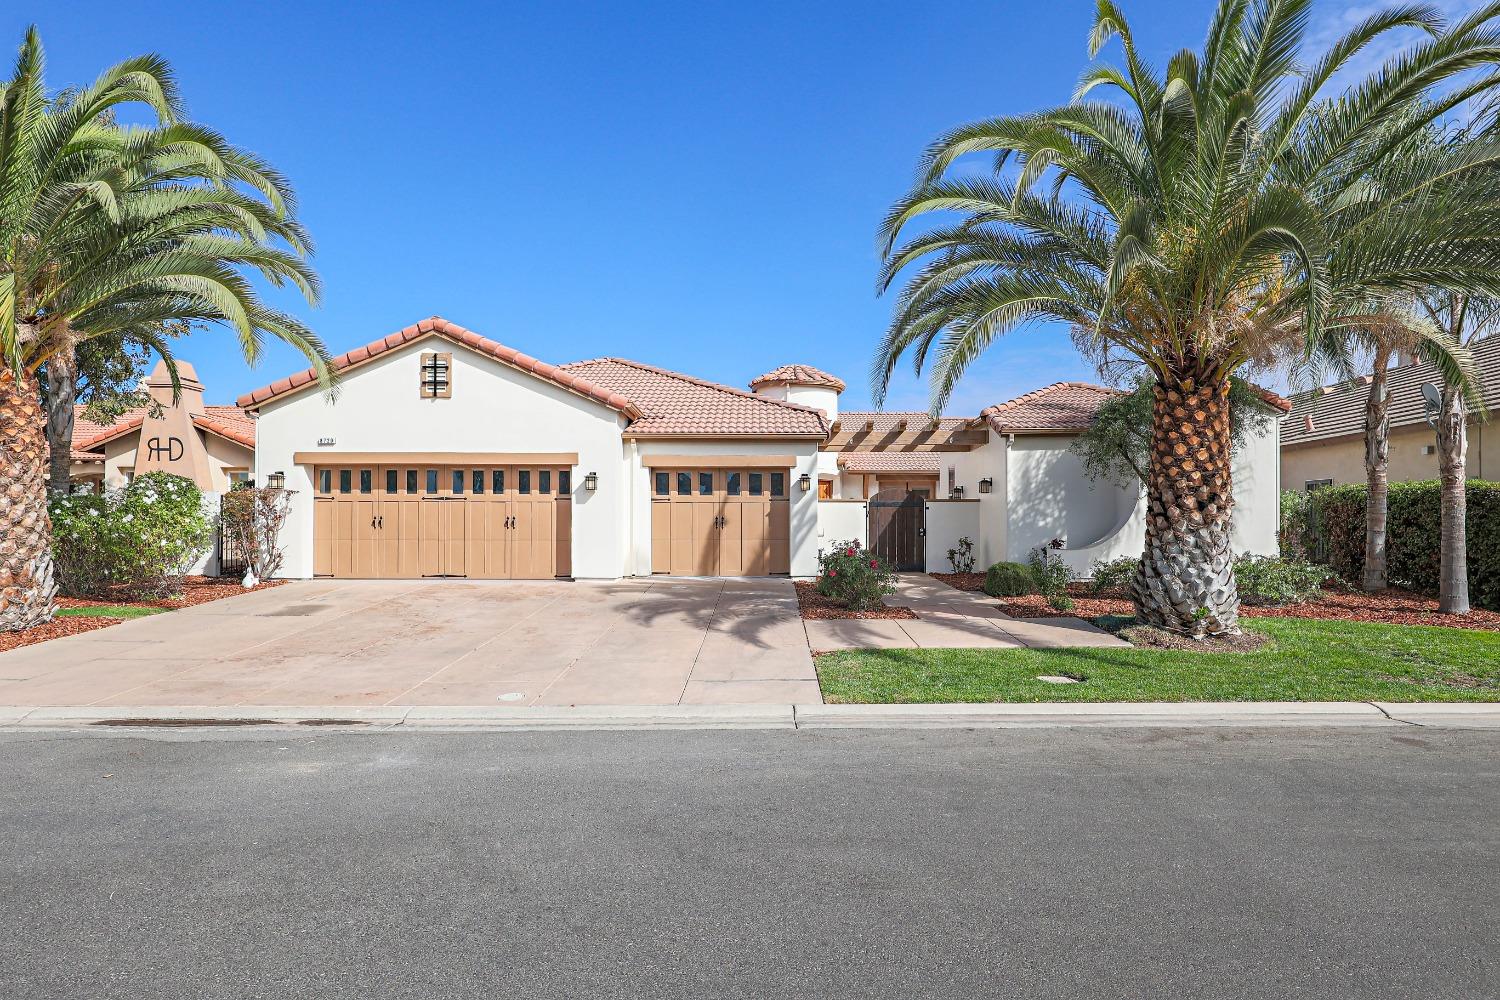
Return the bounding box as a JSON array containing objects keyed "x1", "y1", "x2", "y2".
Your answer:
[
  {"x1": 979, "y1": 477, "x2": 993, "y2": 494},
  {"x1": 951, "y1": 484, "x2": 965, "y2": 499},
  {"x1": 267, "y1": 471, "x2": 286, "y2": 489},
  {"x1": 584, "y1": 471, "x2": 599, "y2": 492},
  {"x1": 798, "y1": 473, "x2": 812, "y2": 492}
]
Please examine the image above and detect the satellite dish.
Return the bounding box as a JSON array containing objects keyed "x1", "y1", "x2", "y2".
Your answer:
[{"x1": 1421, "y1": 383, "x2": 1442, "y2": 428}]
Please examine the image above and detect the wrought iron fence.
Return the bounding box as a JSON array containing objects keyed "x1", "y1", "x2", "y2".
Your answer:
[{"x1": 216, "y1": 494, "x2": 247, "y2": 579}]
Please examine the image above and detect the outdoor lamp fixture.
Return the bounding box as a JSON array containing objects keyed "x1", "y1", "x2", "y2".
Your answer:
[
  {"x1": 951, "y1": 485, "x2": 965, "y2": 499},
  {"x1": 979, "y1": 477, "x2": 993, "y2": 494},
  {"x1": 584, "y1": 471, "x2": 599, "y2": 492},
  {"x1": 798, "y1": 473, "x2": 812, "y2": 492},
  {"x1": 267, "y1": 472, "x2": 286, "y2": 489}
]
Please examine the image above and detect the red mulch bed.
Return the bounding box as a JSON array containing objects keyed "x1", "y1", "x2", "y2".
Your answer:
[
  {"x1": 794, "y1": 581, "x2": 918, "y2": 620},
  {"x1": 57, "y1": 576, "x2": 286, "y2": 611},
  {"x1": 1, "y1": 577, "x2": 288, "y2": 654},
  {"x1": 992, "y1": 582, "x2": 1500, "y2": 632},
  {"x1": 930, "y1": 572, "x2": 988, "y2": 593},
  {"x1": 0, "y1": 614, "x2": 124, "y2": 653}
]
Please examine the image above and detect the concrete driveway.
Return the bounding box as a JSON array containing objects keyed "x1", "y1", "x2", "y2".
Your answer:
[{"x1": 0, "y1": 579, "x2": 820, "y2": 708}]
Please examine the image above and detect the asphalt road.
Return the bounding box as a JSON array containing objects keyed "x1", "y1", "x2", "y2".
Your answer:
[{"x1": 0, "y1": 726, "x2": 1495, "y2": 1000}]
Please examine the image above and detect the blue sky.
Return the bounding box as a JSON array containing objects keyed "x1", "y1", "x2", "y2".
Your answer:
[{"x1": 15, "y1": 1, "x2": 1480, "y2": 411}]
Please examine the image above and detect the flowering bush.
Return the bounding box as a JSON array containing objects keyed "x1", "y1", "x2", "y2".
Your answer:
[
  {"x1": 219, "y1": 486, "x2": 295, "y2": 582},
  {"x1": 816, "y1": 539, "x2": 897, "y2": 611},
  {"x1": 49, "y1": 472, "x2": 213, "y2": 598}
]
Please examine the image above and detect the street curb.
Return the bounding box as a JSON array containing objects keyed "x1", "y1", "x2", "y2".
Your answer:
[{"x1": 2, "y1": 701, "x2": 1497, "y2": 732}]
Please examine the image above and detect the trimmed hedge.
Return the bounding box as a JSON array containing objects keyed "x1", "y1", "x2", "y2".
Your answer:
[
  {"x1": 1309, "y1": 479, "x2": 1500, "y2": 610},
  {"x1": 983, "y1": 561, "x2": 1035, "y2": 597}
]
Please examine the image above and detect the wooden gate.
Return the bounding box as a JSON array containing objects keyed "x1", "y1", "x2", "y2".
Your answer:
[{"x1": 867, "y1": 488, "x2": 926, "y2": 571}]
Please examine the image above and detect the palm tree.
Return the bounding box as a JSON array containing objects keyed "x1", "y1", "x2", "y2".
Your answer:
[
  {"x1": 875, "y1": 0, "x2": 1500, "y2": 636},
  {"x1": 0, "y1": 28, "x2": 331, "y2": 631}
]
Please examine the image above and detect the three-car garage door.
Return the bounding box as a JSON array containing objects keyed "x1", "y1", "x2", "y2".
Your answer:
[
  {"x1": 649, "y1": 467, "x2": 790, "y2": 576},
  {"x1": 312, "y1": 463, "x2": 571, "y2": 579}
]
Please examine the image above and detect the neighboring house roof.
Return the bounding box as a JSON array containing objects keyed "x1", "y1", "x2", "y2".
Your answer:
[
  {"x1": 833, "y1": 411, "x2": 970, "y2": 434},
  {"x1": 73, "y1": 412, "x2": 146, "y2": 451},
  {"x1": 69, "y1": 403, "x2": 257, "y2": 453},
  {"x1": 1282, "y1": 336, "x2": 1500, "y2": 447},
  {"x1": 837, "y1": 452, "x2": 942, "y2": 474},
  {"x1": 235, "y1": 316, "x2": 643, "y2": 419},
  {"x1": 192, "y1": 408, "x2": 257, "y2": 449},
  {"x1": 70, "y1": 449, "x2": 105, "y2": 463},
  {"x1": 980, "y1": 382, "x2": 1121, "y2": 434},
  {"x1": 559, "y1": 357, "x2": 830, "y2": 438},
  {"x1": 749, "y1": 364, "x2": 847, "y2": 392}
]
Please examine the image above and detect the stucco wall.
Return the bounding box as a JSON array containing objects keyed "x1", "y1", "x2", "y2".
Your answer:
[
  {"x1": 1281, "y1": 420, "x2": 1489, "y2": 489},
  {"x1": 1005, "y1": 435, "x2": 1136, "y2": 561},
  {"x1": 1231, "y1": 415, "x2": 1280, "y2": 556},
  {"x1": 816, "y1": 499, "x2": 867, "y2": 552},
  {"x1": 924, "y1": 500, "x2": 981, "y2": 572},
  {"x1": 253, "y1": 338, "x2": 631, "y2": 579},
  {"x1": 630, "y1": 439, "x2": 822, "y2": 577}
]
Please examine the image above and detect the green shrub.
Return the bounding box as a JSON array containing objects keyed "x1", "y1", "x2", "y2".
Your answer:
[
  {"x1": 1089, "y1": 555, "x2": 1139, "y2": 594},
  {"x1": 49, "y1": 472, "x2": 213, "y2": 598},
  {"x1": 1233, "y1": 555, "x2": 1337, "y2": 606},
  {"x1": 983, "y1": 561, "x2": 1034, "y2": 597},
  {"x1": 1279, "y1": 489, "x2": 1313, "y2": 560},
  {"x1": 1307, "y1": 479, "x2": 1500, "y2": 610},
  {"x1": 1028, "y1": 543, "x2": 1073, "y2": 602},
  {"x1": 945, "y1": 536, "x2": 976, "y2": 573},
  {"x1": 817, "y1": 539, "x2": 897, "y2": 611}
]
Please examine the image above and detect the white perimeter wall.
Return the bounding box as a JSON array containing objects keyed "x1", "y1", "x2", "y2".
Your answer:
[
  {"x1": 1230, "y1": 414, "x2": 1280, "y2": 556},
  {"x1": 630, "y1": 439, "x2": 823, "y2": 577},
  {"x1": 253, "y1": 338, "x2": 631, "y2": 579}
]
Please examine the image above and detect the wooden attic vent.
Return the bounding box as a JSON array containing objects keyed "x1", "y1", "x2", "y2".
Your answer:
[{"x1": 420, "y1": 351, "x2": 452, "y2": 399}]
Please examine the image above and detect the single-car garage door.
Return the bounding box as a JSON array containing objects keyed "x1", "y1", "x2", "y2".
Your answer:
[
  {"x1": 649, "y1": 467, "x2": 789, "y2": 576},
  {"x1": 312, "y1": 463, "x2": 571, "y2": 579}
]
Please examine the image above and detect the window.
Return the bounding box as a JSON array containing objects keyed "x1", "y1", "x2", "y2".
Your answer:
[
  {"x1": 386, "y1": 469, "x2": 398, "y2": 494},
  {"x1": 726, "y1": 472, "x2": 741, "y2": 496},
  {"x1": 492, "y1": 469, "x2": 505, "y2": 494},
  {"x1": 698, "y1": 472, "x2": 713, "y2": 495},
  {"x1": 452, "y1": 469, "x2": 465, "y2": 494},
  {"x1": 419, "y1": 351, "x2": 452, "y2": 398},
  {"x1": 318, "y1": 469, "x2": 332, "y2": 494},
  {"x1": 770, "y1": 472, "x2": 785, "y2": 497},
  {"x1": 227, "y1": 470, "x2": 251, "y2": 487},
  {"x1": 473, "y1": 470, "x2": 485, "y2": 494},
  {"x1": 559, "y1": 470, "x2": 571, "y2": 494},
  {"x1": 1305, "y1": 478, "x2": 1333, "y2": 492},
  {"x1": 655, "y1": 471, "x2": 669, "y2": 495},
  {"x1": 518, "y1": 470, "x2": 531, "y2": 494},
  {"x1": 359, "y1": 470, "x2": 372, "y2": 494},
  {"x1": 426, "y1": 469, "x2": 439, "y2": 494},
  {"x1": 339, "y1": 469, "x2": 352, "y2": 494},
  {"x1": 677, "y1": 472, "x2": 691, "y2": 495},
  {"x1": 539, "y1": 470, "x2": 552, "y2": 494},
  {"x1": 406, "y1": 470, "x2": 418, "y2": 494},
  {"x1": 749, "y1": 472, "x2": 763, "y2": 496}
]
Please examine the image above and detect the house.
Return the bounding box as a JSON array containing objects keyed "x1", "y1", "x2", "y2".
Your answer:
[
  {"x1": 1281, "y1": 336, "x2": 1499, "y2": 491},
  {"x1": 65, "y1": 359, "x2": 256, "y2": 493},
  {"x1": 240, "y1": 316, "x2": 1287, "y2": 581}
]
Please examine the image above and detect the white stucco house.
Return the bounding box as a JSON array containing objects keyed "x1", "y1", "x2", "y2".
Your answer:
[{"x1": 239, "y1": 316, "x2": 1287, "y2": 581}]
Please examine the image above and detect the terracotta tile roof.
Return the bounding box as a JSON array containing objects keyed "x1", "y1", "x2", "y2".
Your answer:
[
  {"x1": 1282, "y1": 336, "x2": 1498, "y2": 447},
  {"x1": 834, "y1": 411, "x2": 971, "y2": 434},
  {"x1": 749, "y1": 364, "x2": 846, "y2": 392},
  {"x1": 235, "y1": 316, "x2": 643, "y2": 419},
  {"x1": 70, "y1": 449, "x2": 105, "y2": 463},
  {"x1": 74, "y1": 412, "x2": 146, "y2": 451},
  {"x1": 837, "y1": 452, "x2": 942, "y2": 474},
  {"x1": 980, "y1": 382, "x2": 1121, "y2": 434},
  {"x1": 193, "y1": 408, "x2": 257, "y2": 449},
  {"x1": 559, "y1": 358, "x2": 830, "y2": 438}
]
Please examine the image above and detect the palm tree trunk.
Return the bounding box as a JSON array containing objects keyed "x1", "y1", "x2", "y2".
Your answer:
[
  {"x1": 44, "y1": 353, "x2": 77, "y2": 494},
  {"x1": 1435, "y1": 382, "x2": 1469, "y2": 614},
  {"x1": 0, "y1": 367, "x2": 59, "y2": 630},
  {"x1": 1132, "y1": 374, "x2": 1239, "y2": 637},
  {"x1": 1362, "y1": 347, "x2": 1391, "y2": 591}
]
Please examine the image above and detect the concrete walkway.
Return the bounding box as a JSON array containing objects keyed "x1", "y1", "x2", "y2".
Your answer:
[
  {"x1": 0, "y1": 579, "x2": 820, "y2": 708},
  {"x1": 804, "y1": 574, "x2": 1130, "y2": 652}
]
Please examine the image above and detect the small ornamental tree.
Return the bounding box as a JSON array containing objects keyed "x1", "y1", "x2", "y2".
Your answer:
[
  {"x1": 219, "y1": 487, "x2": 295, "y2": 583},
  {"x1": 817, "y1": 540, "x2": 897, "y2": 611}
]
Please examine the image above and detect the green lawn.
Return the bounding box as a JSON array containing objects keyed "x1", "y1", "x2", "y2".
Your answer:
[
  {"x1": 815, "y1": 618, "x2": 1500, "y2": 703},
  {"x1": 56, "y1": 605, "x2": 165, "y2": 620}
]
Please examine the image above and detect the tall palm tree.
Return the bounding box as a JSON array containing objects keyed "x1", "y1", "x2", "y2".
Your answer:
[
  {"x1": 0, "y1": 28, "x2": 331, "y2": 631},
  {"x1": 875, "y1": 0, "x2": 1500, "y2": 636}
]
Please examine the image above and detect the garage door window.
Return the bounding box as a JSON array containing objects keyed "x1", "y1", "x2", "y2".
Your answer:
[
  {"x1": 559, "y1": 470, "x2": 571, "y2": 494},
  {"x1": 472, "y1": 469, "x2": 485, "y2": 493},
  {"x1": 318, "y1": 469, "x2": 331, "y2": 494},
  {"x1": 426, "y1": 469, "x2": 439, "y2": 494},
  {"x1": 770, "y1": 473, "x2": 785, "y2": 497},
  {"x1": 698, "y1": 472, "x2": 713, "y2": 495},
  {"x1": 406, "y1": 470, "x2": 418, "y2": 494},
  {"x1": 339, "y1": 470, "x2": 352, "y2": 494},
  {"x1": 677, "y1": 472, "x2": 691, "y2": 495},
  {"x1": 539, "y1": 470, "x2": 552, "y2": 494},
  {"x1": 492, "y1": 469, "x2": 505, "y2": 494},
  {"x1": 655, "y1": 472, "x2": 669, "y2": 495},
  {"x1": 726, "y1": 472, "x2": 741, "y2": 496},
  {"x1": 452, "y1": 470, "x2": 465, "y2": 494},
  {"x1": 518, "y1": 470, "x2": 531, "y2": 494},
  {"x1": 749, "y1": 473, "x2": 763, "y2": 495}
]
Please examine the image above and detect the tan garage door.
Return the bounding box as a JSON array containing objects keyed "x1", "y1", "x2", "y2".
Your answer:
[
  {"x1": 312, "y1": 464, "x2": 571, "y2": 579},
  {"x1": 648, "y1": 467, "x2": 789, "y2": 576}
]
